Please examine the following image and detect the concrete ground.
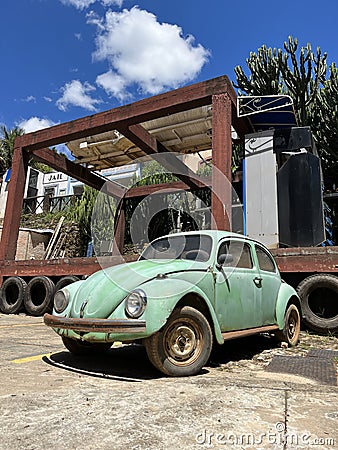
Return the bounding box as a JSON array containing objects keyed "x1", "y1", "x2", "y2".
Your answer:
[{"x1": 0, "y1": 313, "x2": 337, "y2": 450}]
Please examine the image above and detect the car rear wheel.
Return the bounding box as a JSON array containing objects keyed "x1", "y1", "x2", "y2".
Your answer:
[
  {"x1": 62, "y1": 336, "x2": 112, "y2": 355},
  {"x1": 145, "y1": 306, "x2": 213, "y2": 376},
  {"x1": 276, "y1": 304, "x2": 301, "y2": 347}
]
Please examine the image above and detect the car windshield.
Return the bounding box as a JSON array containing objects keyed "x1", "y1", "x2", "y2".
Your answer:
[{"x1": 139, "y1": 234, "x2": 213, "y2": 262}]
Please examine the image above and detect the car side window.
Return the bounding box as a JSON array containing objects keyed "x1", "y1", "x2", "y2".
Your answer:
[
  {"x1": 255, "y1": 246, "x2": 276, "y2": 272},
  {"x1": 217, "y1": 240, "x2": 253, "y2": 269}
]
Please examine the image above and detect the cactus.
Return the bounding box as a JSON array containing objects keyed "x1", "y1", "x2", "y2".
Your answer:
[
  {"x1": 311, "y1": 63, "x2": 338, "y2": 179},
  {"x1": 234, "y1": 45, "x2": 282, "y2": 95},
  {"x1": 234, "y1": 36, "x2": 327, "y2": 126}
]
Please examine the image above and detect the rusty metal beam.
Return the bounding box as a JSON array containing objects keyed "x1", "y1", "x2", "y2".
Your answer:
[
  {"x1": 272, "y1": 247, "x2": 338, "y2": 273},
  {"x1": 0, "y1": 255, "x2": 137, "y2": 277},
  {"x1": 15, "y1": 75, "x2": 237, "y2": 151},
  {"x1": 31, "y1": 148, "x2": 126, "y2": 197},
  {"x1": 0, "y1": 147, "x2": 29, "y2": 260},
  {"x1": 113, "y1": 199, "x2": 126, "y2": 255},
  {"x1": 211, "y1": 93, "x2": 232, "y2": 231},
  {"x1": 222, "y1": 325, "x2": 279, "y2": 341},
  {"x1": 124, "y1": 178, "x2": 211, "y2": 198},
  {"x1": 117, "y1": 123, "x2": 202, "y2": 191}
]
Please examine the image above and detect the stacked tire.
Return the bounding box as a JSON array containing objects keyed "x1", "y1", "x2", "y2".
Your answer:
[{"x1": 0, "y1": 275, "x2": 79, "y2": 316}]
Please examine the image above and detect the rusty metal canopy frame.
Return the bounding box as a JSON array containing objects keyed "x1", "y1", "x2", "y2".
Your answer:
[{"x1": 0, "y1": 75, "x2": 252, "y2": 262}]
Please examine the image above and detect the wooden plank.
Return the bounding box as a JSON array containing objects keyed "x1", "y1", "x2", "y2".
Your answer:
[
  {"x1": 44, "y1": 216, "x2": 65, "y2": 259},
  {"x1": 15, "y1": 76, "x2": 237, "y2": 151}
]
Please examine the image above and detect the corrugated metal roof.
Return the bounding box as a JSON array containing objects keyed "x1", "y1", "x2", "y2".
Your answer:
[{"x1": 66, "y1": 106, "x2": 213, "y2": 170}]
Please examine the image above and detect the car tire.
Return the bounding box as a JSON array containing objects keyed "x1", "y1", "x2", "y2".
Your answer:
[
  {"x1": 24, "y1": 276, "x2": 55, "y2": 316},
  {"x1": 55, "y1": 276, "x2": 80, "y2": 292},
  {"x1": 145, "y1": 306, "x2": 213, "y2": 376},
  {"x1": 0, "y1": 276, "x2": 27, "y2": 314},
  {"x1": 276, "y1": 304, "x2": 301, "y2": 346},
  {"x1": 297, "y1": 274, "x2": 338, "y2": 333},
  {"x1": 62, "y1": 336, "x2": 112, "y2": 355}
]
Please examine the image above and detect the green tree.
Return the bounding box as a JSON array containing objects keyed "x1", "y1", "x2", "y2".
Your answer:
[
  {"x1": 0, "y1": 125, "x2": 53, "y2": 174},
  {"x1": 0, "y1": 125, "x2": 24, "y2": 172}
]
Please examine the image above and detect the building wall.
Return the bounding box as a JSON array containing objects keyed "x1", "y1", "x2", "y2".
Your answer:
[{"x1": 0, "y1": 227, "x2": 50, "y2": 260}]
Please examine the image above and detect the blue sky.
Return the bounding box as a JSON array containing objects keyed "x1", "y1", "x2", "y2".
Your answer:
[{"x1": 1, "y1": 0, "x2": 338, "y2": 136}]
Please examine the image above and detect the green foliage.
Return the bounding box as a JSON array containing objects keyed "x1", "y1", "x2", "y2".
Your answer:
[
  {"x1": 234, "y1": 45, "x2": 282, "y2": 95},
  {"x1": 30, "y1": 161, "x2": 53, "y2": 173},
  {"x1": 234, "y1": 36, "x2": 327, "y2": 126},
  {"x1": 68, "y1": 186, "x2": 99, "y2": 244},
  {"x1": 0, "y1": 125, "x2": 25, "y2": 172},
  {"x1": 311, "y1": 63, "x2": 338, "y2": 179},
  {"x1": 233, "y1": 36, "x2": 338, "y2": 182},
  {"x1": 279, "y1": 37, "x2": 327, "y2": 126},
  {"x1": 137, "y1": 160, "x2": 178, "y2": 186}
]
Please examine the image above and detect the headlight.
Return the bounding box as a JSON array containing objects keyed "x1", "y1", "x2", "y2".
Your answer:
[
  {"x1": 125, "y1": 289, "x2": 147, "y2": 318},
  {"x1": 54, "y1": 289, "x2": 70, "y2": 313}
]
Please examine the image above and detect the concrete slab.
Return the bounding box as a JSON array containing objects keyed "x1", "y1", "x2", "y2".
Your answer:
[{"x1": 0, "y1": 313, "x2": 337, "y2": 450}]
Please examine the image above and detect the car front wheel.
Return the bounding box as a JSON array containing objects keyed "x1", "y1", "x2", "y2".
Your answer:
[
  {"x1": 62, "y1": 336, "x2": 112, "y2": 355},
  {"x1": 145, "y1": 306, "x2": 213, "y2": 376},
  {"x1": 276, "y1": 304, "x2": 301, "y2": 347}
]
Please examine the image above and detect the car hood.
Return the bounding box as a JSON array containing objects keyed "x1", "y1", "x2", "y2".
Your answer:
[{"x1": 71, "y1": 259, "x2": 208, "y2": 319}]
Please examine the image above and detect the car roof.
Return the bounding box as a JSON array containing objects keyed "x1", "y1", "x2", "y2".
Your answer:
[{"x1": 152, "y1": 230, "x2": 263, "y2": 246}]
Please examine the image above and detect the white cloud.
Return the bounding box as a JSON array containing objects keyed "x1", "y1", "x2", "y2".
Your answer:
[
  {"x1": 43, "y1": 96, "x2": 53, "y2": 103},
  {"x1": 56, "y1": 80, "x2": 101, "y2": 112},
  {"x1": 91, "y1": 7, "x2": 210, "y2": 100},
  {"x1": 60, "y1": 0, "x2": 122, "y2": 10},
  {"x1": 22, "y1": 95, "x2": 36, "y2": 103},
  {"x1": 18, "y1": 117, "x2": 57, "y2": 133},
  {"x1": 96, "y1": 71, "x2": 129, "y2": 102}
]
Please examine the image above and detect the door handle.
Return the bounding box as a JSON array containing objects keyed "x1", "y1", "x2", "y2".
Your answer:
[{"x1": 253, "y1": 277, "x2": 262, "y2": 287}]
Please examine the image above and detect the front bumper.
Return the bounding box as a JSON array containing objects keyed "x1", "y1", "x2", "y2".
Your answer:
[{"x1": 44, "y1": 313, "x2": 146, "y2": 333}]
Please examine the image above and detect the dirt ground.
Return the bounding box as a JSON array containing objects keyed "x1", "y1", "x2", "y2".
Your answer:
[{"x1": 0, "y1": 313, "x2": 337, "y2": 450}]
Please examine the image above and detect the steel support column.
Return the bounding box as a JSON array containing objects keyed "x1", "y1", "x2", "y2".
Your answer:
[
  {"x1": 211, "y1": 93, "x2": 232, "y2": 231},
  {"x1": 113, "y1": 199, "x2": 126, "y2": 255},
  {"x1": 0, "y1": 146, "x2": 29, "y2": 260}
]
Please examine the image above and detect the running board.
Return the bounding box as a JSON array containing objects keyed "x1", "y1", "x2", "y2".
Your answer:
[{"x1": 222, "y1": 325, "x2": 279, "y2": 341}]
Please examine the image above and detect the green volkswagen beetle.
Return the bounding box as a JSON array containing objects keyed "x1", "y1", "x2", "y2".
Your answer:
[{"x1": 44, "y1": 230, "x2": 301, "y2": 376}]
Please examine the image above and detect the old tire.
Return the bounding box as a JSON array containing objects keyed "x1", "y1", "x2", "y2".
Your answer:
[
  {"x1": 276, "y1": 304, "x2": 301, "y2": 346},
  {"x1": 24, "y1": 276, "x2": 55, "y2": 316},
  {"x1": 55, "y1": 276, "x2": 80, "y2": 292},
  {"x1": 145, "y1": 306, "x2": 213, "y2": 377},
  {"x1": 62, "y1": 336, "x2": 112, "y2": 355},
  {"x1": 0, "y1": 277, "x2": 27, "y2": 314},
  {"x1": 297, "y1": 274, "x2": 338, "y2": 333}
]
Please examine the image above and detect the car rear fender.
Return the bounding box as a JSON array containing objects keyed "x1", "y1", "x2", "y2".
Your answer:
[
  {"x1": 275, "y1": 283, "x2": 301, "y2": 329},
  {"x1": 139, "y1": 279, "x2": 224, "y2": 344}
]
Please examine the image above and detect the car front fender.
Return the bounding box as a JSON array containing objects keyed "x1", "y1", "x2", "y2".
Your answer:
[
  {"x1": 275, "y1": 282, "x2": 300, "y2": 329},
  {"x1": 114, "y1": 278, "x2": 224, "y2": 344}
]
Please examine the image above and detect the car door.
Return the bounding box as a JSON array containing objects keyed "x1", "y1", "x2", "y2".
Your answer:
[
  {"x1": 253, "y1": 244, "x2": 281, "y2": 325},
  {"x1": 214, "y1": 239, "x2": 263, "y2": 331}
]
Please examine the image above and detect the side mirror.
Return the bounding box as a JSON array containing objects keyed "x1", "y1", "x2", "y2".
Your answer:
[{"x1": 216, "y1": 253, "x2": 233, "y2": 270}]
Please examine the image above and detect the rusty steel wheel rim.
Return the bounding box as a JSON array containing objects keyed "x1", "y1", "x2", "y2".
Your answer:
[
  {"x1": 287, "y1": 309, "x2": 299, "y2": 343},
  {"x1": 164, "y1": 318, "x2": 203, "y2": 366}
]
